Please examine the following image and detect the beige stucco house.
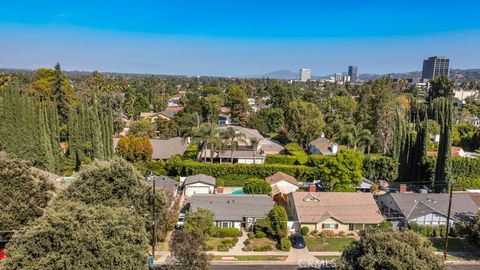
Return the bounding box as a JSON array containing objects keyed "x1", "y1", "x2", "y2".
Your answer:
[{"x1": 286, "y1": 192, "x2": 384, "y2": 232}]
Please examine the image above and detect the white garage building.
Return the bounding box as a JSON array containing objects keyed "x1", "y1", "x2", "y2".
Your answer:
[{"x1": 183, "y1": 174, "x2": 216, "y2": 197}]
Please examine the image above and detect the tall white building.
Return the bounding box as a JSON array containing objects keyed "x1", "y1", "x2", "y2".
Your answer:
[
  {"x1": 335, "y1": 73, "x2": 342, "y2": 82},
  {"x1": 299, "y1": 68, "x2": 311, "y2": 82}
]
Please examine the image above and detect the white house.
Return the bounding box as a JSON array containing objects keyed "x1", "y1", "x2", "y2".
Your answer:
[
  {"x1": 265, "y1": 172, "x2": 299, "y2": 204},
  {"x1": 183, "y1": 174, "x2": 216, "y2": 197}
]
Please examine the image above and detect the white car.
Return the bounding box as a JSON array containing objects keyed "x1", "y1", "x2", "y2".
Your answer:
[{"x1": 175, "y1": 213, "x2": 185, "y2": 229}]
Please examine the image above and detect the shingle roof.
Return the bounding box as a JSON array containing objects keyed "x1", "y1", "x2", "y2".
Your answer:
[
  {"x1": 309, "y1": 137, "x2": 336, "y2": 155},
  {"x1": 184, "y1": 174, "x2": 216, "y2": 186},
  {"x1": 291, "y1": 192, "x2": 384, "y2": 224},
  {"x1": 188, "y1": 194, "x2": 273, "y2": 221},
  {"x1": 113, "y1": 137, "x2": 188, "y2": 160},
  {"x1": 148, "y1": 175, "x2": 179, "y2": 195},
  {"x1": 388, "y1": 193, "x2": 477, "y2": 221},
  {"x1": 265, "y1": 172, "x2": 298, "y2": 186},
  {"x1": 260, "y1": 139, "x2": 284, "y2": 154}
]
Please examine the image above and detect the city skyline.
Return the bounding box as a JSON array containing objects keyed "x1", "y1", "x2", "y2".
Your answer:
[{"x1": 0, "y1": 1, "x2": 479, "y2": 76}]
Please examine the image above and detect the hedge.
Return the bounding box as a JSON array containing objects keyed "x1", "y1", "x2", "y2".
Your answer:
[
  {"x1": 409, "y1": 222, "x2": 447, "y2": 238},
  {"x1": 217, "y1": 174, "x2": 263, "y2": 187},
  {"x1": 212, "y1": 228, "x2": 243, "y2": 238},
  {"x1": 265, "y1": 154, "x2": 298, "y2": 165},
  {"x1": 166, "y1": 157, "x2": 320, "y2": 181},
  {"x1": 453, "y1": 177, "x2": 480, "y2": 190},
  {"x1": 452, "y1": 158, "x2": 480, "y2": 178},
  {"x1": 279, "y1": 238, "x2": 291, "y2": 251},
  {"x1": 284, "y1": 143, "x2": 308, "y2": 165},
  {"x1": 362, "y1": 155, "x2": 398, "y2": 181}
]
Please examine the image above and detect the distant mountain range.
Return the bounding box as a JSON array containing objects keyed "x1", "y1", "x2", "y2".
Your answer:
[{"x1": 251, "y1": 69, "x2": 480, "y2": 81}]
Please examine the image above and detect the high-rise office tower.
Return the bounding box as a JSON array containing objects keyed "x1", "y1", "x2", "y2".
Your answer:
[
  {"x1": 299, "y1": 68, "x2": 311, "y2": 82},
  {"x1": 348, "y1": 66, "x2": 358, "y2": 82},
  {"x1": 422, "y1": 56, "x2": 450, "y2": 81},
  {"x1": 335, "y1": 73, "x2": 342, "y2": 82}
]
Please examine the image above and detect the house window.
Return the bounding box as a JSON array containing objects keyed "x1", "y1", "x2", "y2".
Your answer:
[
  {"x1": 322, "y1": 223, "x2": 338, "y2": 229},
  {"x1": 221, "y1": 222, "x2": 230, "y2": 228}
]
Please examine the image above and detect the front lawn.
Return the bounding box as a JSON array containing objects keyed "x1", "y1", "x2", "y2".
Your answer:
[
  {"x1": 206, "y1": 237, "x2": 238, "y2": 252},
  {"x1": 243, "y1": 237, "x2": 279, "y2": 251},
  {"x1": 305, "y1": 237, "x2": 355, "y2": 252},
  {"x1": 212, "y1": 255, "x2": 287, "y2": 261},
  {"x1": 430, "y1": 238, "x2": 480, "y2": 253}
]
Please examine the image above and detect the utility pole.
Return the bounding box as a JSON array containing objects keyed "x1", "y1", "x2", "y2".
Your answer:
[
  {"x1": 443, "y1": 181, "x2": 453, "y2": 260},
  {"x1": 150, "y1": 173, "x2": 156, "y2": 267}
]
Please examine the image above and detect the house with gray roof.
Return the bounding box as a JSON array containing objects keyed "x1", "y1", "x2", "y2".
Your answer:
[
  {"x1": 147, "y1": 175, "x2": 179, "y2": 197},
  {"x1": 308, "y1": 136, "x2": 339, "y2": 155},
  {"x1": 377, "y1": 193, "x2": 477, "y2": 227},
  {"x1": 183, "y1": 174, "x2": 216, "y2": 197},
  {"x1": 188, "y1": 194, "x2": 273, "y2": 229}
]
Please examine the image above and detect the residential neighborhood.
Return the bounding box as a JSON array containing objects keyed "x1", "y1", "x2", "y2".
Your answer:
[{"x1": 2, "y1": 2, "x2": 480, "y2": 270}]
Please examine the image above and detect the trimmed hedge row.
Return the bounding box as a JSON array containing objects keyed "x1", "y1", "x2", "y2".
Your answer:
[
  {"x1": 452, "y1": 158, "x2": 480, "y2": 178},
  {"x1": 211, "y1": 227, "x2": 243, "y2": 238},
  {"x1": 265, "y1": 154, "x2": 298, "y2": 165},
  {"x1": 166, "y1": 158, "x2": 320, "y2": 181},
  {"x1": 284, "y1": 143, "x2": 308, "y2": 165}
]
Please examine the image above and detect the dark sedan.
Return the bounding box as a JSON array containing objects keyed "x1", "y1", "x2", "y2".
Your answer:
[{"x1": 291, "y1": 233, "x2": 306, "y2": 249}]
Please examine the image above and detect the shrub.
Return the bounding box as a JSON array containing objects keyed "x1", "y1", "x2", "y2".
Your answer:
[
  {"x1": 182, "y1": 144, "x2": 198, "y2": 160},
  {"x1": 254, "y1": 243, "x2": 273, "y2": 251},
  {"x1": 337, "y1": 231, "x2": 346, "y2": 237},
  {"x1": 284, "y1": 143, "x2": 308, "y2": 165},
  {"x1": 247, "y1": 232, "x2": 255, "y2": 239},
  {"x1": 211, "y1": 227, "x2": 242, "y2": 238},
  {"x1": 378, "y1": 220, "x2": 393, "y2": 230},
  {"x1": 362, "y1": 154, "x2": 398, "y2": 181},
  {"x1": 279, "y1": 237, "x2": 291, "y2": 251},
  {"x1": 255, "y1": 231, "x2": 267, "y2": 238},
  {"x1": 265, "y1": 154, "x2": 298, "y2": 165},
  {"x1": 206, "y1": 243, "x2": 215, "y2": 251},
  {"x1": 320, "y1": 230, "x2": 335, "y2": 238},
  {"x1": 217, "y1": 244, "x2": 228, "y2": 251},
  {"x1": 216, "y1": 178, "x2": 225, "y2": 187},
  {"x1": 243, "y1": 179, "x2": 272, "y2": 194},
  {"x1": 300, "y1": 226, "x2": 310, "y2": 236}
]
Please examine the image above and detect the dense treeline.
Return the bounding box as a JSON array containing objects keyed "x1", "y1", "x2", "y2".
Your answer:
[{"x1": 0, "y1": 65, "x2": 115, "y2": 174}]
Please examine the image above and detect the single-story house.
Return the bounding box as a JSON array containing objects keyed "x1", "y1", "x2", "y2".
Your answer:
[
  {"x1": 218, "y1": 115, "x2": 230, "y2": 127},
  {"x1": 183, "y1": 174, "x2": 216, "y2": 197},
  {"x1": 377, "y1": 193, "x2": 477, "y2": 227},
  {"x1": 259, "y1": 139, "x2": 285, "y2": 155},
  {"x1": 147, "y1": 175, "x2": 179, "y2": 197},
  {"x1": 308, "y1": 136, "x2": 339, "y2": 155},
  {"x1": 113, "y1": 137, "x2": 188, "y2": 161},
  {"x1": 356, "y1": 178, "x2": 375, "y2": 193},
  {"x1": 286, "y1": 192, "x2": 384, "y2": 232},
  {"x1": 266, "y1": 172, "x2": 299, "y2": 201},
  {"x1": 188, "y1": 194, "x2": 273, "y2": 229}
]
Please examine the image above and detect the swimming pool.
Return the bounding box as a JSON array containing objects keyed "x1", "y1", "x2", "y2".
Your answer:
[{"x1": 230, "y1": 188, "x2": 246, "y2": 195}]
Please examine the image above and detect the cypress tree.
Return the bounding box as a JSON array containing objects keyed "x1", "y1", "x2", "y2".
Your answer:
[{"x1": 434, "y1": 97, "x2": 453, "y2": 193}]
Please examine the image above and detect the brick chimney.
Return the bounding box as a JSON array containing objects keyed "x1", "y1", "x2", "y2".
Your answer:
[
  {"x1": 216, "y1": 187, "x2": 224, "y2": 194},
  {"x1": 399, "y1": 184, "x2": 407, "y2": 193},
  {"x1": 309, "y1": 184, "x2": 316, "y2": 192}
]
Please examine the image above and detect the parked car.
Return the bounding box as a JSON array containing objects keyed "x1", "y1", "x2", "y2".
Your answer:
[
  {"x1": 175, "y1": 213, "x2": 185, "y2": 229},
  {"x1": 291, "y1": 233, "x2": 306, "y2": 249},
  {"x1": 0, "y1": 240, "x2": 7, "y2": 260}
]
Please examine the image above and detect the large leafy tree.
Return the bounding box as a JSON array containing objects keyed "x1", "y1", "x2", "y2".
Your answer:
[
  {"x1": 317, "y1": 149, "x2": 363, "y2": 191},
  {"x1": 284, "y1": 99, "x2": 324, "y2": 148},
  {"x1": 184, "y1": 208, "x2": 215, "y2": 239},
  {"x1": 225, "y1": 85, "x2": 249, "y2": 126},
  {"x1": 429, "y1": 75, "x2": 455, "y2": 101},
  {"x1": 243, "y1": 179, "x2": 272, "y2": 194},
  {"x1": 0, "y1": 158, "x2": 56, "y2": 231},
  {"x1": 267, "y1": 205, "x2": 288, "y2": 240},
  {"x1": 59, "y1": 158, "x2": 164, "y2": 216},
  {"x1": 338, "y1": 229, "x2": 446, "y2": 270},
  {"x1": 116, "y1": 136, "x2": 153, "y2": 162},
  {"x1": 165, "y1": 230, "x2": 211, "y2": 270},
  {"x1": 2, "y1": 201, "x2": 149, "y2": 270}
]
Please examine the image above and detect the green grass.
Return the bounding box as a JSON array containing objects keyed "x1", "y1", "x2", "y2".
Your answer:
[
  {"x1": 206, "y1": 237, "x2": 237, "y2": 251},
  {"x1": 305, "y1": 237, "x2": 355, "y2": 252},
  {"x1": 213, "y1": 256, "x2": 287, "y2": 261},
  {"x1": 430, "y1": 238, "x2": 480, "y2": 253}
]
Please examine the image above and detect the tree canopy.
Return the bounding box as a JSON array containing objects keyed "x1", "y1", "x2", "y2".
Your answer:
[
  {"x1": 1, "y1": 201, "x2": 149, "y2": 270},
  {"x1": 0, "y1": 158, "x2": 56, "y2": 231},
  {"x1": 317, "y1": 149, "x2": 363, "y2": 191},
  {"x1": 338, "y1": 229, "x2": 446, "y2": 270},
  {"x1": 243, "y1": 179, "x2": 272, "y2": 194}
]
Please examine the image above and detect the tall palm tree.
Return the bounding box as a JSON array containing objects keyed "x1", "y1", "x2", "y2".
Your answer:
[
  {"x1": 335, "y1": 122, "x2": 372, "y2": 151},
  {"x1": 192, "y1": 122, "x2": 221, "y2": 163},
  {"x1": 220, "y1": 127, "x2": 246, "y2": 163},
  {"x1": 250, "y1": 138, "x2": 260, "y2": 165}
]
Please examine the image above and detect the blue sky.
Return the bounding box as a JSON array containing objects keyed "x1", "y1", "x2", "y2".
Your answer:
[{"x1": 1, "y1": 0, "x2": 479, "y2": 76}]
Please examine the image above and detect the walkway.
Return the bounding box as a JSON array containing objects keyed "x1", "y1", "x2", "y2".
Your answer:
[{"x1": 229, "y1": 231, "x2": 248, "y2": 253}]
